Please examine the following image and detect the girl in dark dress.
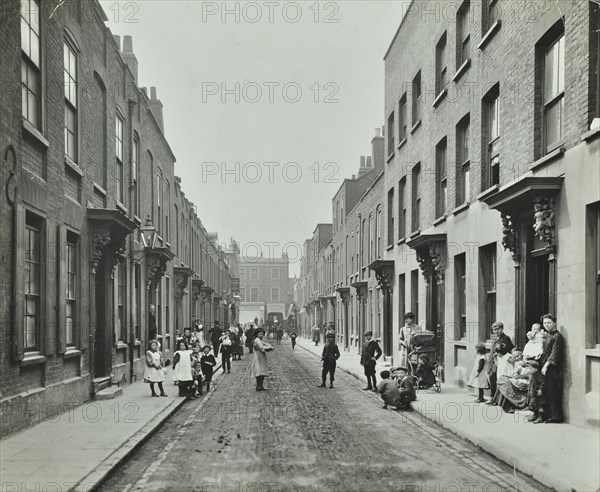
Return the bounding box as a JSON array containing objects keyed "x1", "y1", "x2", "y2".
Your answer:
[{"x1": 200, "y1": 345, "x2": 217, "y2": 392}]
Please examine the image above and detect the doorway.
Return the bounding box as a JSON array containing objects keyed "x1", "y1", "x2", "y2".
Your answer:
[{"x1": 523, "y1": 253, "x2": 550, "y2": 349}]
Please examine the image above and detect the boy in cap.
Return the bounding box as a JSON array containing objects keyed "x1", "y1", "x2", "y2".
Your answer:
[
  {"x1": 200, "y1": 345, "x2": 217, "y2": 392},
  {"x1": 395, "y1": 366, "x2": 416, "y2": 410},
  {"x1": 319, "y1": 333, "x2": 340, "y2": 388},
  {"x1": 360, "y1": 331, "x2": 382, "y2": 391}
]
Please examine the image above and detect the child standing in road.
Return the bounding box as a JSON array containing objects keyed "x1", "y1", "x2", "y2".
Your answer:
[
  {"x1": 290, "y1": 331, "x2": 297, "y2": 350},
  {"x1": 360, "y1": 331, "x2": 382, "y2": 391},
  {"x1": 468, "y1": 343, "x2": 489, "y2": 403},
  {"x1": 220, "y1": 329, "x2": 233, "y2": 374},
  {"x1": 191, "y1": 344, "x2": 203, "y2": 396},
  {"x1": 319, "y1": 333, "x2": 340, "y2": 388},
  {"x1": 201, "y1": 345, "x2": 217, "y2": 392},
  {"x1": 173, "y1": 340, "x2": 195, "y2": 400}
]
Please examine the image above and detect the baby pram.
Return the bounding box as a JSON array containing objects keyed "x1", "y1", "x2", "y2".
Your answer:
[{"x1": 392, "y1": 330, "x2": 441, "y2": 393}]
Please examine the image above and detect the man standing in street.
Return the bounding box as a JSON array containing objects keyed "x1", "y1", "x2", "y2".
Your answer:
[
  {"x1": 245, "y1": 324, "x2": 255, "y2": 353},
  {"x1": 486, "y1": 321, "x2": 514, "y2": 405},
  {"x1": 148, "y1": 304, "x2": 158, "y2": 342},
  {"x1": 208, "y1": 320, "x2": 223, "y2": 357}
]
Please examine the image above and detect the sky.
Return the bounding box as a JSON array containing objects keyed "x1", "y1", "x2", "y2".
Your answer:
[{"x1": 100, "y1": 0, "x2": 407, "y2": 276}]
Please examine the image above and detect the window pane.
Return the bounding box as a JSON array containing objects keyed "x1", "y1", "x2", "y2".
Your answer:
[
  {"x1": 545, "y1": 98, "x2": 563, "y2": 147},
  {"x1": 26, "y1": 315, "x2": 37, "y2": 348}
]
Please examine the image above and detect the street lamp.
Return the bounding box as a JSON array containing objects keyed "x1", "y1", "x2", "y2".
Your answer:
[{"x1": 140, "y1": 215, "x2": 157, "y2": 249}]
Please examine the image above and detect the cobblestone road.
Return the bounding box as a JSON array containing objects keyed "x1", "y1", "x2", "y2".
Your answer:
[{"x1": 100, "y1": 341, "x2": 546, "y2": 492}]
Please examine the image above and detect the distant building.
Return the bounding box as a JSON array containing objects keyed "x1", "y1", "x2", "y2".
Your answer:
[{"x1": 239, "y1": 255, "x2": 293, "y2": 312}]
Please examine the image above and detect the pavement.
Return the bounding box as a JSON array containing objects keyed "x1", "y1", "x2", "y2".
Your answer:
[
  {"x1": 0, "y1": 360, "x2": 222, "y2": 492},
  {"x1": 296, "y1": 337, "x2": 600, "y2": 492}
]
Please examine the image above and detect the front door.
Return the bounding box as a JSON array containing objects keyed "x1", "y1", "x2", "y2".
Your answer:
[
  {"x1": 94, "y1": 258, "x2": 112, "y2": 378},
  {"x1": 524, "y1": 253, "x2": 550, "y2": 349}
]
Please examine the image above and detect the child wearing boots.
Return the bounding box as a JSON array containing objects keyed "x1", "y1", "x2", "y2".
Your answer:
[
  {"x1": 201, "y1": 345, "x2": 217, "y2": 392},
  {"x1": 173, "y1": 340, "x2": 195, "y2": 400},
  {"x1": 360, "y1": 331, "x2": 382, "y2": 392},
  {"x1": 220, "y1": 329, "x2": 233, "y2": 374},
  {"x1": 144, "y1": 341, "x2": 168, "y2": 397},
  {"x1": 319, "y1": 333, "x2": 340, "y2": 388},
  {"x1": 191, "y1": 344, "x2": 203, "y2": 396},
  {"x1": 468, "y1": 343, "x2": 489, "y2": 403}
]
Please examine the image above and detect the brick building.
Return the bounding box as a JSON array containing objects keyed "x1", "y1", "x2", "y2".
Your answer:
[
  {"x1": 239, "y1": 255, "x2": 293, "y2": 316},
  {"x1": 295, "y1": 0, "x2": 599, "y2": 427},
  {"x1": 0, "y1": 0, "x2": 235, "y2": 436}
]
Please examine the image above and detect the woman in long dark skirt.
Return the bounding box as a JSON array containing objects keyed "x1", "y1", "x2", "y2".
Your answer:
[{"x1": 537, "y1": 314, "x2": 565, "y2": 423}]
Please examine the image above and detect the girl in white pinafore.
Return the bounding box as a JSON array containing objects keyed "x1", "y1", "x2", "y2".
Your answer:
[
  {"x1": 144, "y1": 341, "x2": 167, "y2": 397},
  {"x1": 468, "y1": 343, "x2": 490, "y2": 403},
  {"x1": 173, "y1": 340, "x2": 195, "y2": 399}
]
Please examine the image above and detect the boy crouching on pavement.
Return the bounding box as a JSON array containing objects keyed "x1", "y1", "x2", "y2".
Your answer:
[
  {"x1": 319, "y1": 333, "x2": 340, "y2": 388},
  {"x1": 396, "y1": 366, "x2": 416, "y2": 410},
  {"x1": 377, "y1": 370, "x2": 403, "y2": 409}
]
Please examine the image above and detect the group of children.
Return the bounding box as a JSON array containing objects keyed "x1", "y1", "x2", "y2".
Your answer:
[
  {"x1": 318, "y1": 330, "x2": 417, "y2": 411},
  {"x1": 144, "y1": 338, "x2": 220, "y2": 400}
]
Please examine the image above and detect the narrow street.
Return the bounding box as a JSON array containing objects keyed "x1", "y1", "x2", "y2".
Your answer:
[{"x1": 100, "y1": 341, "x2": 546, "y2": 492}]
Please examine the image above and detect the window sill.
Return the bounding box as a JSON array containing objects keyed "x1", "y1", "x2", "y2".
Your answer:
[
  {"x1": 452, "y1": 58, "x2": 471, "y2": 83},
  {"x1": 432, "y1": 89, "x2": 447, "y2": 108},
  {"x1": 452, "y1": 340, "x2": 467, "y2": 347},
  {"x1": 410, "y1": 120, "x2": 422, "y2": 135},
  {"x1": 477, "y1": 184, "x2": 499, "y2": 201},
  {"x1": 530, "y1": 145, "x2": 565, "y2": 171},
  {"x1": 386, "y1": 152, "x2": 395, "y2": 164},
  {"x1": 65, "y1": 195, "x2": 81, "y2": 207},
  {"x1": 409, "y1": 230, "x2": 421, "y2": 239},
  {"x1": 397, "y1": 237, "x2": 406, "y2": 246},
  {"x1": 65, "y1": 156, "x2": 83, "y2": 177},
  {"x1": 116, "y1": 200, "x2": 128, "y2": 214},
  {"x1": 386, "y1": 244, "x2": 394, "y2": 252},
  {"x1": 93, "y1": 182, "x2": 107, "y2": 197},
  {"x1": 581, "y1": 126, "x2": 600, "y2": 143},
  {"x1": 478, "y1": 20, "x2": 501, "y2": 50},
  {"x1": 116, "y1": 341, "x2": 128, "y2": 350},
  {"x1": 133, "y1": 215, "x2": 142, "y2": 226},
  {"x1": 21, "y1": 353, "x2": 47, "y2": 366},
  {"x1": 584, "y1": 348, "x2": 600, "y2": 358},
  {"x1": 451, "y1": 202, "x2": 470, "y2": 216},
  {"x1": 397, "y1": 138, "x2": 407, "y2": 151},
  {"x1": 134, "y1": 339, "x2": 142, "y2": 346},
  {"x1": 22, "y1": 120, "x2": 49, "y2": 148},
  {"x1": 63, "y1": 349, "x2": 82, "y2": 359},
  {"x1": 433, "y1": 215, "x2": 447, "y2": 226}
]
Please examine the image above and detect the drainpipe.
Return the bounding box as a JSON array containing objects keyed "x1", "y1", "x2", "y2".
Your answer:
[{"x1": 127, "y1": 97, "x2": 137, "y2": 384}]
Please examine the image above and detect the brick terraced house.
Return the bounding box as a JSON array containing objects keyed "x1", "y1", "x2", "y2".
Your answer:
[
  {"x1": 0, "y1": 0, "x2": 238, "y2": 437},
  {"x1": 295, "y1": 0, "x2": 600, "y2": 428}
]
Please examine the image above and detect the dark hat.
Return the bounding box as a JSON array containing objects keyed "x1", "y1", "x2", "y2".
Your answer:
[
  {"x1": 214, "y1": 320, "x2": 220, "y2": 325},
  {"x1": 397, "y1": 366, "x2": 408, "y2": 371},
  {"x1": 364, "y1": 331, "x2": 373, "y2": 337},
  {"x1": 202, "y1": 345, "x2": 212, "y2": 351},
  {"x1": 326, "y1": 333, "x2": 335, "y2": 338},
  {"x1": 255, "y1": 328, "x2": 265, "y2": 336}
]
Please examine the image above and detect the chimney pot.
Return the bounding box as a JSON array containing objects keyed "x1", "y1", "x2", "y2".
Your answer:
[
  {"x1": 367, "y1": 156, "x2": 372, "y2": 167},
  {"x1": 375, "y1": 128, "x2": 381, "y2": 138},
  {"x1": 113, "y1": 35, "x2": 121, "y2": 50},
  {"x1": 360, "y1": 156, "x2": 366, "y2": 167},
  {"x1": 151, "y1": 87, "x2": 157, "y2": 100},
  {"x1": 123, "y1": 35, "x2": 133, "y2": 53},
  {"x1": 351, "y1": 174, "x2": 356, "y2": 180}
]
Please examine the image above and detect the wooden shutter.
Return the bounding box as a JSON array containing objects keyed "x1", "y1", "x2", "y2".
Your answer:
[
  {"x1": 13, "y1": 203, "x2": 25, "y2": 361},
  {"x1": 57, "y1": 224, "x2": 67, "y2": 354}
]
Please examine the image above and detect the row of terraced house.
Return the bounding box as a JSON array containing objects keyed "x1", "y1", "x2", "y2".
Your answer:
[
  {"x1": 294, "y1": 0, "x2": 600, "y2": 428},
  {"x1": 0, "y1": 0, "x2": 240, "y2": 437}
]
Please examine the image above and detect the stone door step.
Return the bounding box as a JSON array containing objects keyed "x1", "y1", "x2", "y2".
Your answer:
[{"x1": 95, "y1": 386, "x2": 123, "y2": 400}]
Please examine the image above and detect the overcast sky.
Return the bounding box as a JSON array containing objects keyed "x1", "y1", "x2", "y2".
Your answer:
[{"x1": 100, "y1": 0, "x2": 407, "y2": 276}]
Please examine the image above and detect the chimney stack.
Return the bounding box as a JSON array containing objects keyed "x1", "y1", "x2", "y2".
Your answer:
[
  {"x1": 371, "y1": 126, "x2": 385, "y2": 172},
  {"x1": 113, "y1": 35, "x2": 121, "y2": 50},
  {"x1": 360, "y1": 156, "x2": 366, "y2": 167},
  {"x1": 122, "y1": 35, "x2": 138, "y2": 81},
  {"x1": 148, "y1": 86, "x2": 165, "y2": 134},
  {"x1": 366, "y1": 156, "x2": 372, "y2": 167},
  {"x1": 357, "y1": 155, "x2": 371, "y2": 178}
]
